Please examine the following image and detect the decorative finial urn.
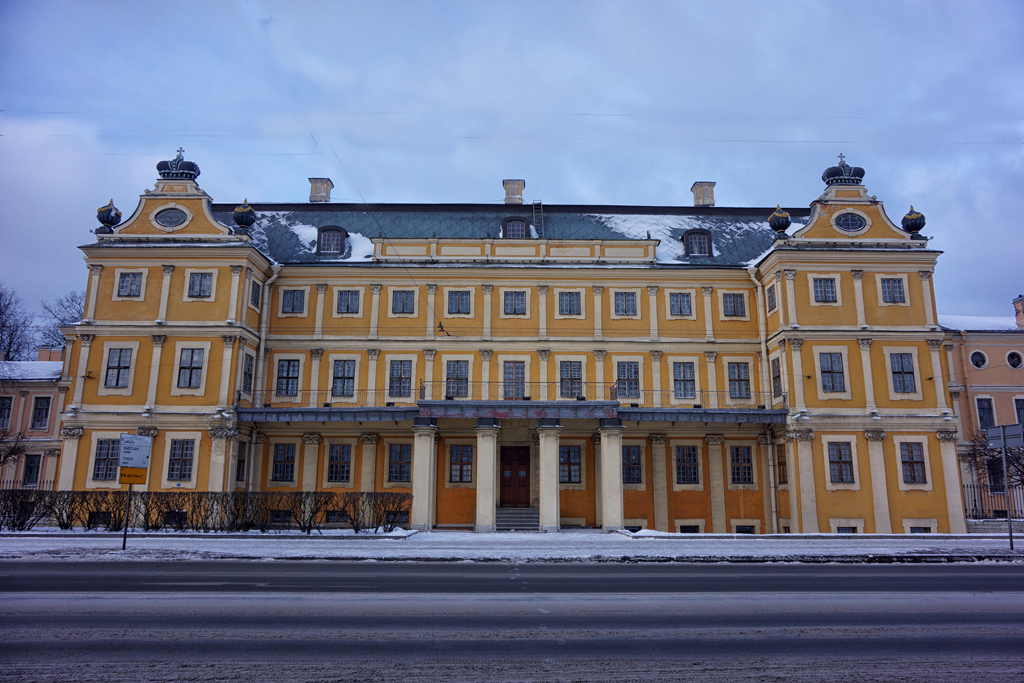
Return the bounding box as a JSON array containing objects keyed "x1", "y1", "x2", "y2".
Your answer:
[
  {"x1": 96, "y1": 199, "x2": 121, "y2": 234},
  {"x1": 902, "y1": 205, "x2": 926, "y2": 239},
  {"x1": 233, "y1": 198, "x2": 256, "y2": 235},
  {"x1": 768, "y1": 204, "x2": 791, "y2": 236}
]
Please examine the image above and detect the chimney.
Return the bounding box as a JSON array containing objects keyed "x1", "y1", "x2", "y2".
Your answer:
[
  {"x1": 690, "y1": 181, "x2": 716, "y2": 207},
  {"x1": 37, "y1": 346, "x2": 66, "y2": 362},
  {"x1": 503, "y1": 179, "x2": 525, "y2": 205},
  {"x1": 309, "y1": 178, "x2": 334, "y2": 202},
  {"x1": 1014, "y1": 294, "x2": 1024, "y2": 330}
]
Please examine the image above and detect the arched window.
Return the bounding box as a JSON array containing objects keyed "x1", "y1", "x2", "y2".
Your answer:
[
  {"x1": 683, "y1": 230, "x2": 712, "y2": 257},
  {"x1": 317, "y1": 227, "x2": 347, "y2": 254},
  {"x1": 502, "y1": 217, "x2": 531, "y2": 239}
]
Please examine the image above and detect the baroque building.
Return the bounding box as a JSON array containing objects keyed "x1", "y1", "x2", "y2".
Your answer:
[{"x1": 54, "y1": 151, "x2": 967, "y2": 534}]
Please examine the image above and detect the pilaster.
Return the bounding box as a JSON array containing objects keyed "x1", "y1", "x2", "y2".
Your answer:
[
  {"x1": 474, "y1": 423, "x2": 501, "y2": 532},
  {"x1": 537, "y1": 421, "x2": 562, "y2": 532},
  {"x1": 705, "y1": 435, "x2": 726, "y2": 532},
  {"x1": 649, "y1": 434, "x2": 669, "y2": 532}
]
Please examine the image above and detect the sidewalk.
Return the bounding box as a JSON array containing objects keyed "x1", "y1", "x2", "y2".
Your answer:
[{"x1": 1, "y1": 529, "x2": 1022, "y2": 563}]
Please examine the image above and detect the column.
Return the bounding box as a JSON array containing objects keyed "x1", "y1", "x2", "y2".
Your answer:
[
  {"x1": 784, "y1": 440, "x2": 799, "y2": 533},
  {"x1": 208, "y1": 428, "x2": 237, "y2": 492},
  {"x1": 227, "y1": 265, "x2": 243, "y2": 324},
  {"x1": 56, "y1": 427, "x2": 83, "y2": 490},
  {"x1": 369, "y1": 284, "x2": 381, "y2": 340},
  {"x1": 84, "y1": 265, "x2": 102, "y2": 323},
  {"x1": 592, "y1": 434, "x2": 603, "y2": 528},
  {"x1": 704, "y1": 351, "x2": 718, "y2": 408},
  {"x1": 774, "y1": 271, "x2": 787, "y2": 327},
  {"x1": 937, "y1": 430, "x2": 967, "y2": 533},
  {"x1": 790, "y1": 429, "x2": 818, "y2": 533},
  {"x1": 649, "y1": 435, "x2": 669, "y2": 532},
  {"x1": 919, "y1": 271, "x2": 937, "y2": 329},
  {"x1": 142, "y1": 335, "x2": 163, "y2": 409},
  {"x1": 218, "y1": 336, "x2": 236, "y2": 407},
  {"x1": 301, "y1": 434, "x2": 321, "y2": 492},
  {"x1": 482, "y1": 285, "x2": 493, "y2": 341},
  {"x1": 537, "y1": 350, "x2": 549, "y2": 400},
  {"x1": 360, "y1": 435, "x2": 379, "y2": 492},
  {"x1": 423, "y1": 350, "x2": 436, "y2": 399},
  {"x1": 411, "y1": 420, "x2": 438, "y2": 531},
  {"x1": 784, "y1": 269, "x2": 799, "y2": 328},
  {"x1": 250, "y1": 435, "x2": 266, "y2": 492},
  {"x1": 314, "y1": 283, "x2": 327, "y2": 339},
  {"x1": 599, "y1": 419, "x2": 625, "y2": 531},
  {"x1": 475, "y1": 420, "x2": 501, "y2": 532},
  {"x1": 309, "y1": 348, "x2": 323, "y2": 403},
  {"x1": 593, "y1": 350, "x2": 606, "y2": 400},
  {"x1": 71, "y1": 334, "x2": 94, "y2": 407},
  {"x1": 647, "y1": 286, "x2": 660, "y2": 341},
  {"x1": 650, "y1": 350, "x2": 663, "y2": 408},
  {"x1": 858, "y1": 338, "x2": 876, "y2": 414},
  {"x1": 537, "y1": 286, "x2": 548, "y2": 340},
  {"x1": 480, "y1": 350, "x2": 492, "y2": 399},
  {"x1": 851, "y1": 270, "x2": 867, "y2": 329},
  {"x1": 789, "y1": 339, "x2": 805, "y2": 412},
  {"x1": 705, "y1": 435, "x2": 726, "y2": 533},
  {"x1": 864, "y1": 430, "x2": 892, "y2": 533},
  {"x1": 537, "y1": 419, "x2": 562, "y2": 532},
  {"x1": 927, "y1": 339, "x2": 949, "y2": 412},
  {"x1": 366, "y1": 349, "x2": 379, "y2": 405},
  {"x1": 157, "y1": 265, "x2": 173, "y2": 324},
  {"x1": 425, "y1": 284, "x2": 437, "y2": 339},
  {"x1": 702, "y1": 287, "x2": 714, "y2": 341},
  {"x1": 758, "y1": 435, "x2": 775, "y2": 534},
  {"x1": 592, "y1": 287, "x2": 604, "y2": 340}
]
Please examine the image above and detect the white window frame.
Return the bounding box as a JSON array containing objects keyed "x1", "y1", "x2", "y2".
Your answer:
[
  {"x1": 829, "y1": 207, "x2": 872, "y2": 237},
  {"x1": 875, "y1": 273, "x2": 911, "y2": 307},
  {"x1": 444, "y1": 438, "x2": 477, "y2": 489},
  {"x1": 663, "y1": 288, "x2": 697, "y2": 320},
  {"x1": 386, "y1": 286, "x2": 419, "y2": 318},
  {"x1": 611, "y1": 354, "x2": 644, "y2": 401},
  {"x1": 1007, "y1": 353, "x2": 1024, "y2": 372},
  {"x1": 97, "y1": 341, "x2": 141, "y2": 397},
  {"x1": 974, "y1": 394, "x2": 997, "y2": 430},
  {"x1": 553, "y1": 354, "x2": 588, "y2": 400},
  {"x1": 181, "y1": 268, "x2": 218, "y2": 302},
  {"x1": 883, "y1": 345, "x2": 924, "y2": 401},
  {"x1": 277, "y1": 286, "x2": 310, "y2": 318},
  {"x1": 765, "y1": 283, "x2": 778, "y2": 315},
  {"x1": 666, "y1": 355, "x2": 701, "y2": 406},
  {"x1": 496, "y1": 354, "x2": 532, "y2": 397},
  {"x1": 553, "y1": 287, "x2": 586, "y2": 320},
  {"x1": 247, "y1": 274, "x2": 264, "y2": 313},
  {"x1": 717, "y1": 289, "x2": 751, "y2": 322},
  {"x1": 674, "y1": 518, "x2": 707, "y2": 533},
  {"x1": 160, "y1": 432, "x2": 201, "y2": 490},
  {"x1": 381, "y1": 439, "x2": 414, "y2": 489},
  {"x1": 170, "y1": 341, "x2": 213, "y2": 397},
  {"x1": 323, "y1": 437, "x2": 357, "y2": 489},
  {"x1": 557, "y1": 438, "x2": 588, "y2": 491},
  {"x1": 621, "y1": 438, "x2": 646, "y2": 491},
  {"x1": 829, "y1": 518, "x2": 865, "y2": 534},
  {"x1": 821, "y1": 435, "x2": 860, "y2": 491},
  {"x1": 85, "y1": 430, "x2": 129, "y2": 490},
  {"x1": 730, "y1": 519, "x2": 761, "y2": 534},
  {"x1": 893, "y1": 435, "x2": 934, "y2": 492},
  {"x1": 442, "y1": 286, "x2": 475, "y2": 319},
  {"x1": 148, "y1": 202, "x2": 194, "y2": 232},
  {"x1": 270, "y1": 352, "x2": 306, "y2": 401},
  {"x1": 807, "y1": 273, "x2": 843, "y2": 307},
  {"x1": 498, "y1": 287, "x2": 531, "y2": 319},
  {"x1": 670, "y1": 438, "x2": 703, "y2": 491},
  {"x1": 969, "y1": 350, "x2": 989, "y2": 369},
  {"x1": 111, "y1": 268, "x2": 149, "y2": 302},
  {"x1": 266, "y1": 438, "x2": 300, "y2": 488},
  {"x1": 609, "y1": 288, "x2": 642, "y2": 320},
  {"x1": 725, "y1": 439, "x2": 758, "y2": 491},
  {"x1": 721, "y1": 355, "x2": 757, "y2": 406},
  {"x1": 326, "y1": 352, "x2": 361, "y2": 404},
  {"x1": 901, "y1": 518, "x2": 937, "y2": 534},
  {"x1": 811, "y1": 345, "x2": 853, "y2": 401},
  {"x1": 440, "y1": 353, "x2": 476, "y2": 400},
  {"x1": 384, "y1": 353, "x2": 418, "y2": 404},
  {"x1": 331, "y1": 286, "x2": 365, "y2": 319}
]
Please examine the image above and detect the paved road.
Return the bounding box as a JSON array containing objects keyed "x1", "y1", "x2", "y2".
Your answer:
[{"x1": 2, "y1": 562, "x2": 1023, "y2": 682}]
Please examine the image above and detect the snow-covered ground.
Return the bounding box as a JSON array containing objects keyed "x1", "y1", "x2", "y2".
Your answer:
[{"x1": 1, "y1": 529, "x2": 1020, "y2": 563}]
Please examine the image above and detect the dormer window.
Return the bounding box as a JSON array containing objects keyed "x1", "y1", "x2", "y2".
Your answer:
[
  {"x1": 503, "y1": 219, "x2": 529, "y2": 239},
  {"x1": 684, "y1": 230, "x2": 711, "y2": 257},
  {"x1": 317, "y1": 227, "x2": 347, "y2": 254}
]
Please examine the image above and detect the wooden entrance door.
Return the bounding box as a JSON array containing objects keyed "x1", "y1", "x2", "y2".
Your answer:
[{"x1": 500, "y1": 446, "x2": 530, "y2": 507}]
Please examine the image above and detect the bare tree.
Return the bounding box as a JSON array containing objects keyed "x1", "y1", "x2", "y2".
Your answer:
[
  {"x1": 39, "y1": 290, "x2": 85, "y2": 349},
  {"x1": 959, "y1": 429, "x2": 1024, "y2": 489},
  {"x1": 0, "y1": 284, "x2": 34, "y2": 361},
  {"x1": 0, "y1": 428, "x2": 29, "y2": 473}
]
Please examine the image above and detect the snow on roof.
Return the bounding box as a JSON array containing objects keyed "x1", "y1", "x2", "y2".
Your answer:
[
  {"x1": 938, "y1": 314, "x2": 1020, "y2": 331},
  {"x1": 0, "y1": 361, "x2": 63, "y2": 382}
]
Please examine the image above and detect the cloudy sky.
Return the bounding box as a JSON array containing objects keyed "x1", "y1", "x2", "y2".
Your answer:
[{"x1": 1, "y1": 0, "x2": 1021, "y2": 318}]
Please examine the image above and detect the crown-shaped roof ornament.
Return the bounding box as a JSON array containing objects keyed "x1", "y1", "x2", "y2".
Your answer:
[
  {"x1": 822, "y1": 153, "x2": 865, "y2": 186},
  {"x1": 156, "y1": 147, "x2": 200, "y2": 180}
]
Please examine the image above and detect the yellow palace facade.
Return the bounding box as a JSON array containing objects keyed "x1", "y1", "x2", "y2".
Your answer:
[{"x1": 54, "y1": 151, "x2": 966, "y2": 534}]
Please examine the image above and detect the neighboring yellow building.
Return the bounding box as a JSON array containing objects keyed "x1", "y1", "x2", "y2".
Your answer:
[{"x1": 55, "y1": 151, "x2": 967, "y2": 534}]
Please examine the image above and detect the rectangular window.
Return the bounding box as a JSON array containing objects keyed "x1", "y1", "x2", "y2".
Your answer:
[
  {"x1": 614, "y1": 291, "x2": 637, "y2": 316},
  {"x1": 828, "y1": 442, "x2": 854, "y2": 484},
  {"x1": 558, "y1": 291, "x2": 581, "y2": 316},
  {"x1": 336, "y1": 290, "x2": 359, "y2": 314},
  {"x1": 1016, "y1": 398, "x2": 1024, "y2": 425},
  {"x1": 813, "y1": 277, "x2": 837, "y2": 303},
  {"x1": 669, "y1": 292, "x2": 691, "y2": 317},
  {"x1": 118, "y1": 272, "x2": 142, "y2": 297},
  {"x1": 820, "y1": 352, "x2": 845, "y2": 393},
  {"x1": 0, "y1": 396, "x2": 11, "y2": 429},
  {"x1": 977, "y1": 398, "x2": 995, "y2": 429},
  {"x1": 188, "y1": 272, "x2": 212, "y2": 298},
  {"x1": 900, "y1": 442, "x2": 927, "y2": 484},
  {"x1": 836, "y1": 527, "x2": 858, "y2": 534},
  {"x1": 177, "y1": 349, "x2": 204, "y2": 388},
  {"x1": 679, "y1": 525, "x2": 700, "y2": 533},
  {"x1": 242, "y1": 354, "x2": 254, "y2": 393},
  {"x1": 389, "y1": 360, "x2": 412, "y2": 398},
  {"x1": 105, "y1": 348, "x2": 132, "y2": 388},
  {"x1": 728, "y1": 362, "x2": 751, "y2": 399},
  {"x1": 730, "y1": 446, "x2": 753, "y2": 484},
  {"x1": 890, "y1": 353, "x2": 917, "y2": 393},
  {"x1": 328, "y1": 444, "x2": 351, "y2": 483},
  {"x1": 672, "y1": 362, "x2": 695, "y2": 399},
  {"x1": 167, "y1": 439, "x2": 195, "y2": 481},
  {"x1": 559, "y1": 361, "x2": 582, "y2": 398},
  {"x1": 332, "y1": 360, "x2": 355, "y2": 397},
  {"x1": 235, "y1": 441, "x2": 247, "y2": 482},
  {"x1": 282, "y1": 289, "x2": 305, "y2": 314},
  {"x1": 22, "y1": 454, "x2": 40, "y2": 485},
  {"x1": 31, "y1": 397, "x2": 51, "y2": 430},
  {"x1": 389, "y1": 443, "x2": 411, "y2": 482},
  {"x1": 771, "y1": 357, "x2": 783, "y2": 398},
  {"x1": 766, "y1": 284, "x2": 777, "y2": 312},
  {"x1": 503, "y1": 291, "x2": 526, "y2": 315},
  {"x1": 775, "y1": 444, "x2": 788, "y2": 484},
  {"x1": 392, "y1": 290, "x2": 415, "y2": 314},
  {"x1": 622, "y1": 445, "x2": 641, "y2": 484},
  {"x1": 503, "y1": 361, "x2": 525, "y2": 399},
  {"x1": 276, "y1": 359, "x2": 299, "y2": 396},
  {"x1": 250, "y1": 280, "x2": 261, "y2": 308},
  {"x1": 987, "y1": 457, "x2": 1005, "y2": 492},
  {"x1": 93, "y1": 439, "x2": 120, "y2": 480},
  {"x1": 617, "y1": 361, "x2": 640, "y2": 399},
  {"x1": 447, "y1": 290, "x2": 471, "y2": 315},
  {"x1": 446, "y1": 360, "x2": 469, "y2": 398},
  {"x1": 272, "y1": 443, "x2": 295, "y2": 482},
  {"x1": 881, "y1": 278, "x2": 905, "y2": 303},
  {"x1": 723, "y1": 293, "x2": 745, "y2": 317},
  {"x1": 675, "y1": 445, "x2": 698, "y2": 485},
  {"x1": 909, "y1": 526, "x2": 932, "y2": 534},
  {"x1": 450, "y1": 444, "x2": 473, "y2": 483},
  {"x1": 505, "y1": 220, "x2": 527, "y2": 239},
  {"x1": 688, "y1": 233, "x2": 708, "y2": 256},
  {"x1": 559, "y1": 445, "x2": 581, "y2": 484}
]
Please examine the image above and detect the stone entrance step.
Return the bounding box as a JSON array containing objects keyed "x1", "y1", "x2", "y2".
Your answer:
[{"x1": 495, "y1": 507, "x2": 540, "y2": 532}]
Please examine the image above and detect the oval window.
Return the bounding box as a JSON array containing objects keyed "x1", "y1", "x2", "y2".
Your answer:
[
  {"x1": 835, "y1": 213, "x2": 867, "y2": 232},
  {"x1": 1008, "y1": 351, "x2": 1023, "y2": 370},
  {"x1": 970, "y1": 351, "x2": 987, "y2": 369},
  {"x1": 155, "y1": 208, "x2": 187, "y2": 228}
]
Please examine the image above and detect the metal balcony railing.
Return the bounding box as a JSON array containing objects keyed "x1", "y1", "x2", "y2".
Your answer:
[
  {"x1": 615, "y1": 389, "x2": 785, "y2": 410},
  {"x1": 418, "y1": 381, "x2": 617, "y2": 402},
  {"x1": 238, "y1": 390, "x2": 410, "y2": 409}
]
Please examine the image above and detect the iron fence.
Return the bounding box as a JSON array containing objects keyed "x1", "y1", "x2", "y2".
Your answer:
[
  {"x1": 0, "y1": 479, "x2": 54, "y2": 491},
  {"x1": 962, "y1": 484, "x2": 1024, "y2": 520}
]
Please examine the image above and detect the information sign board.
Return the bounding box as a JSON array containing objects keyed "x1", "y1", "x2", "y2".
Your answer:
[{"x1": 119, "y1": 433, "x2": 152, "y2": 485}]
